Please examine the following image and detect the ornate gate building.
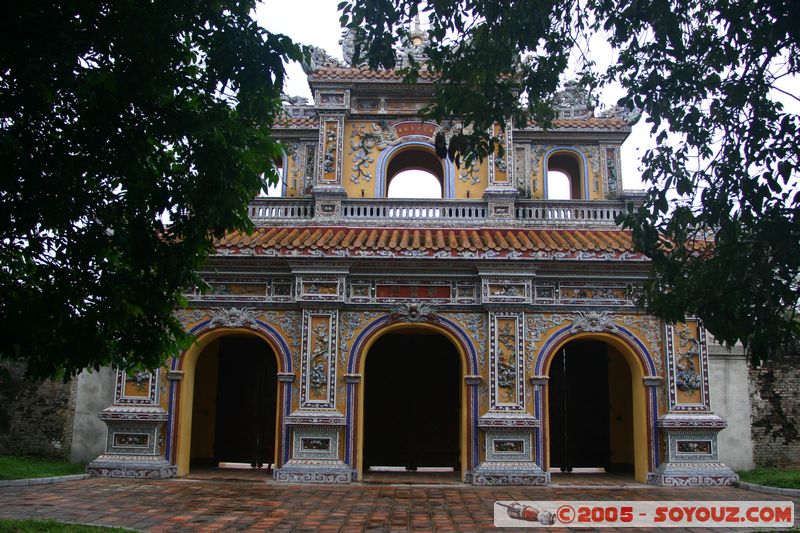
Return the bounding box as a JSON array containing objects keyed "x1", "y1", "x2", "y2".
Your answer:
[{"x1": 87, "y1": 35, "x2": 738, "y2": 486}]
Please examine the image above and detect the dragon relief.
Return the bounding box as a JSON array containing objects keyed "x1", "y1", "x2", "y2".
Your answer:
[
  {"x1": 675, "y1": 328, "x2": 702, "y2": 396},
  {"x1": 309, "y1": 323, "x2": 330, "y2": 394},
  {"x1": 496, "y1": 321, "x2": 518, "y2": 402},
  {"x1": 348, "y1": 121, "x2": 398, "y2": 184}
]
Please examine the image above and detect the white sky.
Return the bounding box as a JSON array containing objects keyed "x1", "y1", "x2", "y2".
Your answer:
[{"x1": 259, "y1": 1, "x2": 800, "y2": 197}]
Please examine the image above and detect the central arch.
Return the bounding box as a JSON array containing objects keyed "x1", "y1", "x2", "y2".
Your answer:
[
  {"x1": 363, "y1": 328, "x2": 461, "y2": 473},
  {"x1": 350, "y1": 319, "x2": 476, "y2": 481},
  {"x1": 376, "y1": 140, "x2": 457, "y2": 198}
]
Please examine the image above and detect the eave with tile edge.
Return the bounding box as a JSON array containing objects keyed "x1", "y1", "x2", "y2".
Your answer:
[{"x1": 213, "y1": 225, "x2": 646, "y2": 262}]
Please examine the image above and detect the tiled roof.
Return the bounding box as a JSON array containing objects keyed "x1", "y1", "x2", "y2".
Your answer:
[
  {"x1": 550, "y1": 118, "x2": 628, "y2": 130},
  {"x1": 309, "y1": 66, "x2": 437, "y2": 82},
  {"x1": 214, "y1": 226, "x2": 644, "y2": 261},
  {"x1": 274, "y1": 115, "x2": 319, "y2": 129}
]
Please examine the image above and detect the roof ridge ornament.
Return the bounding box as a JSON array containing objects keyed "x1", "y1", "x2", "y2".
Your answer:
[
  {"x1": 598, "y1": 103, "x2": 643, "y2": 125},
  {"x1": 553, "y1": 79, "x2": 597, "y2": 120},
  {"x1": 302, "y1": 45, "x2": 345, "y2": 74}
]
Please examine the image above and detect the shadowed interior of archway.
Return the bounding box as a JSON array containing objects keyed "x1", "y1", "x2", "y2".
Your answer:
[
  {"x1": 189, "y1": 336, "x2": 278, "y2": 476},
  {"x1": 363, "y1": 329, "x2": 461, "y2": 483},
  {"x1": 548, "y1": 339, "x2": 634, "y2": 480}
]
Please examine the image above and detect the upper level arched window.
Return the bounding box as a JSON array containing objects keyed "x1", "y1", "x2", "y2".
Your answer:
[
  {"x1": 387, "y1": 169, "x2": 442, "y2": 198},
  {"x1": 385, "y1": 147, "x2": 444, "y2": 198},
  {"x1": 376, "y1": 141, "x2": 455, "y2": 198},
  {"x1": 259, "y1": 153, "x2": 285, "y2": 197},
  {"x1": 546, "y1": 150, "x2": 585, "y2": 200}
]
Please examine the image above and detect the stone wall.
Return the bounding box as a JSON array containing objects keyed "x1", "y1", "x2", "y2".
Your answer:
[
  {"x1": 69, "y1": 368, "x2": 115, "y2": 463},
  {"x1": 749, "y1": 350, "x2": 800, "y2": 467},
  {"x1": 0, "y1": 363, "x2": 77, "y2": 459},
  {"x1": 708, "y1": 344, "x2": 755, "y2": 471}
]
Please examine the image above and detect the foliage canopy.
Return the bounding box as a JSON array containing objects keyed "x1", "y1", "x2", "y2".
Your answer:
[
  {"x1": 340, "y1": 0, "x2": 800, "y2": 360},
  {"x1": 0, "y1": 2, "x2": 303, "y2": 378}
]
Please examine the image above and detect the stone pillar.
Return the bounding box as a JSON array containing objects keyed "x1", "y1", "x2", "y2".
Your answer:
[
  {"x1": 470, "y1": 311, "x2": 548, "y2": 485},
  {"x1": 273, "y1": 308, "x2": 352, "y2": 483},
  {"x1": 647, "y1": 320, "x2": 738, "y2": 486},
  {"x1": 313, "y1": 89, "x2": 349, "y2": 219},
  {"x1": 87, "y1": 369, "x2": 175, "y2": 479},
  {"x1": 484, "y1": 120, "x2": 518, "y2": 219}
]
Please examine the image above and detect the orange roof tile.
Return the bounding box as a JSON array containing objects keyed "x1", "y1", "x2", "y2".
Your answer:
[
  {"x1": 309, "y1": 66, "x2": 437, "y2": 82},
  {"x1": 274, "y1": 115, "x2": 319, "y2": 129},
  {"x1": 214, "y1": 226, "x2": 645, "y2": 261}
]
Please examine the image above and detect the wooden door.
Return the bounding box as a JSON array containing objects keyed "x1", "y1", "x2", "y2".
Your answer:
[{"x1": 214, "y1": 337, "x2": 277, "y2": 467}]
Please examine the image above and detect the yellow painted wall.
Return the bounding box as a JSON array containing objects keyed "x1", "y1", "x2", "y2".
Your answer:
[
  {"x1": 607, "y1": 345, "x2": 634, "y2": 468},
  {"x1": 341, "y1": 120, "x2": 491, "y2": 199},
  {"x1": 190, "y1": 340, "x2": 219, "y2": 461}
]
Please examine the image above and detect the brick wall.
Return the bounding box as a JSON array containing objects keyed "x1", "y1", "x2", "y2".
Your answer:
[
  {"x1": 749, "y1": 351, "x2": 800, "y2": 467},
  {"x1": 0, "y1": 363, "x2": 77, "y2": 460}
]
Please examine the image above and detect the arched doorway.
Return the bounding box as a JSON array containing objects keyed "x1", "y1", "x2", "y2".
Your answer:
[
  {"x1": 362, "y1": 327, "x2": 462, "y2": 480},
  {"x1": 174, "y1": 329, "x2": 284, "y2": 477},
  {"x1": 546, "y1": 337, "x2": 640, "y2": 480}
]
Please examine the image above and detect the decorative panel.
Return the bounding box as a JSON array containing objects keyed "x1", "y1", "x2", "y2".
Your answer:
[
  {"x1": 489, "y1": 313, "x2": 525, "y2": 410},
  {"x1": 375, "y1": 283, "x2": 451, "y2": 301},
  {"x1": 270, "y1": 278, "x2": 294, "y2": 301},
  {"x1": 315, "y1": 90, "x2": 349, "y2": 109},
  {"x1": 557, "y1": 281, "x2": 630, "y2": 306},
  {"x1": 201, "y1": 276, "x2": 268, "y2": 301},
  {"x1": 300, "y1": 310, "x2": 338, "y2": 408},
  {"x1": 292, "y1": 427, "x2": 341, "y2": 461},
  {"x1": 106, "y1": 424, "x2": 158, "y2": 455},
  {"x1": 482, "y1": 278, "x2": 531, "y2": 304},
  {"x1": 488, "y1": 123, "x2": 511, "y2": 185},
  {"x1": 343, "y1": 277, "x2": 478, "y2": 306},
  {"x1": 666, "y1": 321, "x2": 710, "y2": 411},
  {"x1": 603, "y1": 146, "x2": 620, "y2": 198},
  {"x1": 115, "y1": 370, "x2": 158, "y2": 405},
  {"x1": 296, "y1": 275, "x2": 345, "y2": 303},
  {"x1": 485, "y1": 430, "x2": 532, "y2": 462},
  {"x1": 513, "y1": 144, "x2": 529, "y2": 195},
  {"x1": 319, "y1": 116, "x2": 344, "y2": 184}
]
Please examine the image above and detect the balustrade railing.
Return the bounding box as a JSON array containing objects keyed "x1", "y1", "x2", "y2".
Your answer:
[
  {"x1": 247, "y1": 199, "x2": 314, "y2": 220},
  {"x1": 247, "y1": 197, "x2": 626, "y2": 227}
]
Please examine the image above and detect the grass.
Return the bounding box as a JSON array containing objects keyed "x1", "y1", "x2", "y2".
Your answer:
[
  {"x1": 0, "y1": 455, "x2": 85, "y2": 480},
  {"x1": 738, "y1": 467, "x2": 800, "y2": 489},
  {"x1": 0, "y1": 519, "x2": 133, "y2": 532}
]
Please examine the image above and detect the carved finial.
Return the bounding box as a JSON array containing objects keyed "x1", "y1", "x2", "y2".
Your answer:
[{"x1": 553, "y1": 79, "x2": 596, "y2": 120}]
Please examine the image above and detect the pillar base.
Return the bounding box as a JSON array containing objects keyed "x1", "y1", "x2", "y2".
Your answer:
[
  {"x1": 470, "y1": 461, "x2": 550, "y2": 486},
  {"x1": 647, "y1": 462, "x2": 738, "y2": 486},
  {"x1": 87, "y1": 455, "x2": 176, "y2": 479},
  {"x1": 274, "y1": 460, "x2": 352, "y2": 484}
]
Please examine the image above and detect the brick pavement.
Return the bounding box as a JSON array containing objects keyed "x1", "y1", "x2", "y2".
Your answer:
[{"x1": 0, "y1": 477, "x2": 797, "y2": 532}]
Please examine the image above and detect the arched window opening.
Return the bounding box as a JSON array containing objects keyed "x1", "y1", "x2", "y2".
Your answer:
[
  {"x1": 547, "y1": 152, "x2": 583, "y2": 199},
  {"x1": 385, "y1": 148, "x2": 444, "y2": 199},
  {"x1": 259, "y1": 157, "x2": 284, "y2": 197},
  {"x1": 388, "y1": 170, "x2": 442, "y2": 198},
  {"x1": 546, "y1": 171, "x2": 572, "y2": 200}
]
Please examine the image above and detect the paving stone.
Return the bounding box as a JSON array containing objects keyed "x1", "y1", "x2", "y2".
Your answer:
[{"x1": 0, "y1": 478, "x2": 798, "y2": 531}]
